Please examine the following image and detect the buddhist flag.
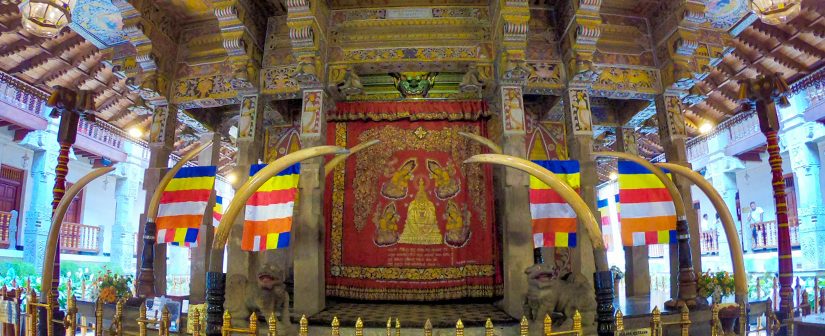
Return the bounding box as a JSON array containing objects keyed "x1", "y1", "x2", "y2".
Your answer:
[
  {"x1": 156, "y1": 166, "x2": 217, "y2": 246},
  {"x1": 242, "y1": 163, "x2": 300, "y2": 251},
  {"x1": 617, "y1": 161, "x2": 677, "y2": 246},
  {"x1": 529, "y1": 160, "x2": 580, "y2": 248},
  {"x1": 213, "y1": 195, "x2": 223, "y2": 226}
]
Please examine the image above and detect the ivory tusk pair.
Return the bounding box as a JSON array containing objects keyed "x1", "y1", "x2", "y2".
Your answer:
[
  {"x1": 324, "y1": 139, "x2": 380, "y2": 177},
  {"x1": 42, "y1": 167, "x2": 115, "y2": 296},
  {"x1": 656, "y1": 163, "x2": 747, "y2": 299},
  {"x1": 458, "y1": 132, "x2": 503, "y2": 154},
  {"x1": 213, "y1": 145, "x2": 348, "y2": 249}
]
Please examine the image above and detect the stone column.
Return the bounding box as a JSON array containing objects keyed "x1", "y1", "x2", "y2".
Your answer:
[
  {"x1": 189, "y1": 132, "x2": 221, "y2": 304},
  {"x1": 789, "y1": 142, "x2": 825, "y2": 269},
  {"x1": 494, "y1": 85, "x2": 533, "y2": 318},
  {"x1": 562, "y1": 86, "x2": 597, "y2": 285},
  {"x1": 292, "y1": 89, "x2": 328, "y2": 315},
  {"x1": 137, "y1": 104, "x2": 178, "y2": 297},
  {"x1": 615, "y1": 127, "x2": 650, "y2": 296},
  {"x1": 19, "y1": 129, "x2": 59, "y2": 272},
  {"x1": 709, "y1": 171, "x2": 739, "y2": 272},
  {"x1": 654, "y1": 93, "x2": 701, "y2": 297},
  {"x1": 111, "y1": 144, "x2": 143, "y2": 274}
]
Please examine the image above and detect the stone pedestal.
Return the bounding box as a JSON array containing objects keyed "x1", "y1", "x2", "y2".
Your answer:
[
  {"x1": 19, "y1": 129, "x2": 59, "y2": 272},
  {"x1": 790, "y1": 143, "x2": 825, "y2": 269},
  {"x1": 293, "y1": 89, "x2": 329, "y2": 316},
  {"x1": 189, "y1": 132, "x2": 221, "y2": 304}
]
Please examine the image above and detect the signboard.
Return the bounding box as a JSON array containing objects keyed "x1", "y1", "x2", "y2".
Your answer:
[{"x1": 620, "y1": 328, "x2": 652, "y2": 336}]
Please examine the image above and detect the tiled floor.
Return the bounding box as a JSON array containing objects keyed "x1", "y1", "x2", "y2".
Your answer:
[{"x1": 309, "y1": 300, "x2": 516, "y2": 328}]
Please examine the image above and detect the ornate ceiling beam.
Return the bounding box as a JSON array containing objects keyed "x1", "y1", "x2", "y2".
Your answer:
[
  {"x1": 558, "y1": 0, "x2": 601, "y2": 82},
  {"x1": 491, "y1": 0, "x2": 530, "y2": 85},
  {"x1": 211, "y1": 0, "x2": 266, "y2": 92},
  {"x1": 651, "y1": 0, "x2": 707, "y2": 92},
  {"x1": 286, "y1": 0, "x2": 330, "y2": 88},
  {"x1": 735, "y1": 34, "x2": 807, "y2": 73},
  {"x1": 113, "y1": 0, "x2": 180, "y2": 105},
  {"x1": 38, "y1": 48, "x2": 104, "y2": 85}
]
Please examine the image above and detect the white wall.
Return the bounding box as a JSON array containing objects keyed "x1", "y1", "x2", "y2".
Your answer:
[{"x1": 0, "y1": 127, "x2": 35, "y2": 243}]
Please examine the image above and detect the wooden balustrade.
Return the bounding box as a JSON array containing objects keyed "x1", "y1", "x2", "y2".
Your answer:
[
  {"x1": 701, "y1": 229, "x2": 719, "y2": 255},
  {"x1": 751, "y1": 220, "x2": 800, "y2": 250},
  {"x1": 60, "y1": 222, "x2": 101, "y2": 254},
  {"x1": 0, "y1": 211, "x2": 12, "y2": 249}
]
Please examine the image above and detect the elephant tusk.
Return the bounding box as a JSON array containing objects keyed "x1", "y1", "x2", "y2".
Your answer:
[
  {"x1": 213, "y1": 145, "x2": 348, "y2": 250},
  {"x1": 592, "y1": 151, "x2": 686, "y2": 219},
  {"x1": 464, "y1": 154, "x2": 607, "y2": 271},
  {"x1": 458, "y1": 132, "x2": 502, "y2": 154},
  {"x1": 42, "y1": 167, "x2": 115, "y2": 296},
  {"x1": 656, "y1": 162, "x2": 748, "y2": 300},
  {"x1": 146, "y1": 142, "x2": 213, "y2": 221},
  {"x1": 324, "y1": 139, "x2": 380, "y2": 177}
]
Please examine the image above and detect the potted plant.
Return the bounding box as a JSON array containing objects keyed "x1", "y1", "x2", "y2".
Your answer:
[
  {"x1": 698, "y1": 270, "x2": 735, "y2": 304},
  {"x1": 89, "y1": 267, "x2": 133, "y2": 304}
]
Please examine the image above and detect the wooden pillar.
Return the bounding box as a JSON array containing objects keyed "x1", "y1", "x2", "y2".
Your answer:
[
  {"x1": 189, "y1": 132, "x2": 221, "y2": 304},
  {"x1": 136, "y1": 104, "x2": 178, "y2": 297},
  {"x1": 562, "y1": 86, "x2": 597, "y2": 285},
  {"x1": 654, "y1": 93, "x2": 700, "y2": 305},
  {"x1": 494, "y1": 85, "x2": 533, "y2": 318},
  {"x1": 293, "y1": 89, "x2": 328, "y2": 315},
  {"x1": 616, "y1": 127, "x2": 650, "y2": 296}
]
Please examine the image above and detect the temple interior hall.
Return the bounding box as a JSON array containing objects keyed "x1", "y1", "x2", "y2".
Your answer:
[{"x1": 0, "y1": 0, "x2": 824, "y2": 335}]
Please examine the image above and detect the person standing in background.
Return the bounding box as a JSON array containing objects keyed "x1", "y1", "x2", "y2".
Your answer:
[{"x1": 749, "y1": 201, "x2": 765, "y2": 249}]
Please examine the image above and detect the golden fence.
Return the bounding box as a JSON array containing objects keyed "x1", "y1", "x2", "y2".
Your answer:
[{"x1": 7, "y1": 290, "x2": 812, "y2": 336}]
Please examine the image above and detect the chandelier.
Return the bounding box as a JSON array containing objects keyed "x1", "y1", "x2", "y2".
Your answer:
[
  {"x1": 18, "y1": 0, "x2": 76, "y2": 38},
  {"x1": 749, "y1": 0, "x2": 801, "y2": 25}
]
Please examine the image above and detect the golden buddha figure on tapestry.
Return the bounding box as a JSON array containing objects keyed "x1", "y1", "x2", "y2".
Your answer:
[
  {"x1": 397, "y1": 179, "x2": 442, "y2": 245},
  {"x1": 374, "y1": 203, "x2": 400, "y2": 246}
]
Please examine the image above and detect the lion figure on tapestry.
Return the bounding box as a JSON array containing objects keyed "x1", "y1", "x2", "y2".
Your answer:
[
  {"x1": 226, "y1": 260, "x2": 291, "y2": 333},
  {"x1": 524, "y1": 263, "x2": 596, "y2": 333}
]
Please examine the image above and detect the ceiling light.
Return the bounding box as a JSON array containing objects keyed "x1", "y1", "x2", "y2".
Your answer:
[
  {"x1": 226, "y1": 172, "x2": 238, "y2": 184},
  {"x1": 128, "y1": 127, "x2": 143, "y2": 138},
  {"x1": 18, "y1": 0, "x2": 77, "y2": 38},
  {"x1": 699, "y1": 123, "x2": 713, "y2": 134},
  {"x1": 749, "y1": 0, "x2": 801, "y2": 25}
]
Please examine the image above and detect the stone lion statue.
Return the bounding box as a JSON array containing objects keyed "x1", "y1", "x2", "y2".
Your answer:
[
  {"x1": 524, "y1": 264, "x2": 596, "y2": 333},
  {"x1": 225, "y1": 261, "x2": 291, "y2": 333}
]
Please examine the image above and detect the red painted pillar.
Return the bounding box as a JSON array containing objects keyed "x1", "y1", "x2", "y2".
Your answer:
[{"x1": 740, "y1": 75, "x2": 794, "y2": 315}]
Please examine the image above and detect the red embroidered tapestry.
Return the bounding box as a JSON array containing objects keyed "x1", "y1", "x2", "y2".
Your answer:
[{"x1": 325, "y1": 118, "x2": 501, "y2": 301}]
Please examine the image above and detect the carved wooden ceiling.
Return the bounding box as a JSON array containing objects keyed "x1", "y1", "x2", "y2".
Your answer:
[
  {"x1": 0, "y1": 3, "x2": 143, "y2": 129},
  {"x1": 686, "y1": 1, "x2": 825, "y2": 127},
  {"x1": 0, "y1": 0, "x2": 823, "y2": 174}
]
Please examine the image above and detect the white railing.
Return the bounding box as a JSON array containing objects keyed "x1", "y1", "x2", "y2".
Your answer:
[
  {"x1": 0, "y1": 72, "x2": 47, "y2": 116},
  {"x1": 701, "y1": 229, "x2": 719, "y2": 255},
  {"x1": 77, "y1": 119, "x2": 126, "y2": 150},
  {"x1": 751, "y1": 219, "x2": 800, "y2": 250}
]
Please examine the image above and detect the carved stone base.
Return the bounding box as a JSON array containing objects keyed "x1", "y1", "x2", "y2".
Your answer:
[
  {"x1": 593, "y1": 271, "x2": 615, "y2": 336},
  {"x1": 206, "y1": 272, "x2": 226, "y2": 336}
]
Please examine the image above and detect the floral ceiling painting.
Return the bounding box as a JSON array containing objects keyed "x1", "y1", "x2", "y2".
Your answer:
[
  {"x1": 705, "y1": 0, "x2": 751, "y2": 31},
  {"x1": 70, "y1": 0, "x2": 127, "y2": 48}
]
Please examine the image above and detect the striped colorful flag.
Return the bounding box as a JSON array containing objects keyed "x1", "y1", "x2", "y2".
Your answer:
[
  {"x1": 529, "y1": 160, "x2": 580, "y2": 248},
  {"x1": 242, "y1": 163, "x2": 300, "y2": 251},
  {"x1": 617, "y1": 161, "x2": 677, "y2": 246},
  {"x1": 213, "y1": 195, "x2": 223, "y2": 226},
  {"x1": 156, "y1": 166, "x2": 217, "y2": 246}
]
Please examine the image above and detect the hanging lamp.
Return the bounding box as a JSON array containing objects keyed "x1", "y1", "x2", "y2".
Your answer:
[
  {"x1": 749, "y1": 0, "x2": 801, "y2": 25},
  {"x1": 18, "y1": 0, "x2": 76, "y2": 38}
]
